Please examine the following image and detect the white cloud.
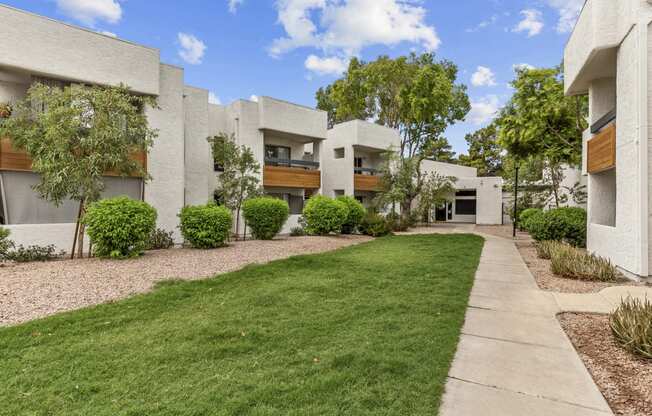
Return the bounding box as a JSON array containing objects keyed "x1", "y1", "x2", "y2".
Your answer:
[
  {"x1": 99, "y1": 30, "x2": 117, "y2": 37},
  {"x1": 471, "y1": 66, "x2": 496, "y2": 87},
  {"x1": 209, "y1": 92, "x2": 221, "y2": 105},
  {"x1": 305, "y1": 55, "x2": 348, "y2": 76},
  {"x1": 468, "y1": 95, "x2": 500, "y2": 125},
  {"x1": 177, "y1": 33, "x2": 207, "y2": 65},
  {"x1": 56, "y1": 0, "x2": 122, "y2": 26},
  {"x1": 513, "y1": 9, "x2": 544, "y2": 37},
  {"x1": 466, "y1": 14, "x2": 498, "y2": 33},
  {"x1": 546, "y1": 0, "x2": 583, "y2": 33},
  {"x1": 269, "y1": 0, "x2": 440, "y2": 58},
  {"x1": 513, "y1": 63, "x2": 535, "y2": 72},
  {"x1": 228, "y1": 0, "x2": 244, "y2": 13},
  {"x1": 250, "y1": 95, "x2": 259, "y2": 102}
]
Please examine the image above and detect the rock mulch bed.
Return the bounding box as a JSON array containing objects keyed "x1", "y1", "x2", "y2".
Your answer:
[
  {"x1": 517, "y1": 241, "x2": 641, "y2": 294},
  {"x1": 0, "y1": 235, "x2": 371, "y2": 326},
  {"x1": 559, "y1": 313, "x2": 652, "y2": 416}
]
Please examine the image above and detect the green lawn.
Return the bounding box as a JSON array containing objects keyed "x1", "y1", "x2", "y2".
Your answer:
[{"x1": 0, "y1": 234, "x2": 484, "y2": 416}]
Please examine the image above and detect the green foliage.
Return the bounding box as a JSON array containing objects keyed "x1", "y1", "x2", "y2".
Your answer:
[
  {"x1": 146, "y1": 228, "x2": 175, "y2": 250},
  {"x1": 526, "y1": 207, "x2": 587, "y2": 247},
  {"x1": 359, "y1": 213, "x2": 392, "y2": 237},
  {"x1": 417, "y1": 172, "x2": 456, "y2": 223},
  {"x1": 0, "y1": 227, "x2": 11, "y2": 257},
  {"x1": 242, "y1": 197, "x2": 290, "y2": 240},
  {"x1": 302, "y1": 195, "x2": 348, "y2": 235},
  {"x1": 548, "y1": 242, "x2": 618, "y2": 281},
  {"x1": 290, "y1": 226, "x2": 306, "y2": 237},
  {"x1": 534, "y1": 240, "x2": 557, "y2": 260},
  {"x1": 179, "y1": 204, "x2": 233, "y2": 249},
  {"x1": 336, "y1": 196, "x2": 366, "y2": 234},
  {"x1": 519, "y1": 208, "x2": 543, "y2": 231},
  {"x1": 3, "y1": 244, "x2": 63, "y2": 262},
  {"x1": 83, "y1": 197, "x2": 157, "y2": 259},
  {"x1": 610, "y1": 297, "x2": 652, "y2": 359},
  {"x1": 458, "y1": 123, "x2": 503, "y2": 177}
]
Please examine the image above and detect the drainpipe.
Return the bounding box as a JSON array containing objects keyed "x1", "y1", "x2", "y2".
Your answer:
[
  {"x1": 637, "y1": 20, "x2": 649, "y2": 277},
  {"x1": 513, "y1": 165, "x2": 519, "y2": 238}
]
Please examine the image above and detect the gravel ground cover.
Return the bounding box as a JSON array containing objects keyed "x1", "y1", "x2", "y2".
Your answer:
[
  {"x1": 0, "y1": 235, "x2": 371, "y2": 326},
  {"x1": 559, "y1": 313, "x2": 652, "y2": 416}
]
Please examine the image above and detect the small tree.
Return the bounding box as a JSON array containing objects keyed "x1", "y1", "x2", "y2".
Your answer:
[
  {"x1": 207, "y1": 133, "x2": 262, "y2": 236},
  {"x1": 0, "y1": 83, "x2": 157, "y2": 258},
  {"x1": 418, "y1": 173, "x2": 456, "y2": 225}
]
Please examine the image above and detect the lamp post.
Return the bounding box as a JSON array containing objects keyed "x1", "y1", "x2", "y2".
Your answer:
[{"x1": 512, "y1": 165, "x2": 519, "y2": 238}]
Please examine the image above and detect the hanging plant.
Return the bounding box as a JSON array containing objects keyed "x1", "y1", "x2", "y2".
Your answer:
[{"x1": 0, "y1": 103, "x2": 11, "y2": 118}]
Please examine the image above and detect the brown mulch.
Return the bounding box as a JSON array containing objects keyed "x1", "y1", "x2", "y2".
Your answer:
[
  {"x1": 516, "y1": 240, "x2": 640, "y2": 293},
  {"x1": 0, "y1": 235, "x2": 371, "y2": 326},
  {"x1": 559, "y1": 313, "x2": 652, "y2": 416}
]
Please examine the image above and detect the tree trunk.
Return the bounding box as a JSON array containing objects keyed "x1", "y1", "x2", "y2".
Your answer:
[
  {"x1": 76, "y1": 202, "x2": 87, "y2": 258},
  {"x1": 550, "y1": 166, "x2": 560, "y2": 208},
  {"x1": 70, "y1": 200, "x2": 84, "y2": 259},
  {"x1": 235, "y1": 205, "x2": 241, "y2": 240}
]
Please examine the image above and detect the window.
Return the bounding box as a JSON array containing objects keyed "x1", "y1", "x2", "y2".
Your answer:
[
  {"x1": 455, "y1": 200, "x2": 477, "y2": 216},
  {"x1": 456, "y1": 190, "x2": 477, "y2": 197},
  {"x1": 267, "y1": 192, "x2": 304, "y2": 215},
  {"x1": 265, "y1": 145, "x2": 291, "y2": 164},
  {"x1": 354, "y1": 157, "x2": 363, "y2": 168},
  {"x1": 334, "y1": 148, "x2": 345, "y2": 159}
]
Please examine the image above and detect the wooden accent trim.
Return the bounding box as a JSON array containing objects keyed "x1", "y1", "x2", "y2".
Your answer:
[
  {"x1": 587, "y1": 123, "x2": 616, "y2": 174},
  {"x1": 354, "y1": 174, "x2": 380, "y2": 192},
  {"x1": 263, "y1": 165, "x2": 321, "y2": 189},
  {"x1": 0, "y1": 137, "x2": 147, "y2": 176}
]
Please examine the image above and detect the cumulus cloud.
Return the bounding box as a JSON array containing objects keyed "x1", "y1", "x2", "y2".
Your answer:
[
  {"x1": 471, "y1": 66, "x2": 496, "y2": 87},
  {"x1": 305, "y1": 55, "x2": 348, "y2": 76},
  {"x1": 56, "y1": 0, "x2": 122, "y2": 26},
  {"x1": 269, "y1": 0, "x2": 440, "y2": 61},
  {"x1": 513, "y1": 9, "x2": 544, "y2": 37},
  {"x1": 468, "y1": 95, "x2": 500, "y2": 125},
  {"x1": 177, "y1": 33, "x2": 207, "y2": 65},
  {"x1": 513, "y1": 63, "x2": 535, "y2": 72},
  {"x1": 209, "y1": 92, "x2": 221, "y2": 105},
  {"x1": 546, "y1": 0, "x2": 583, "y2": 33},
  {"x1": 228, "y1": 0, "x2": 244, "y2": 14},
  {"x1": 250, "y1": 95, "x2": 259, "y2": 102}
]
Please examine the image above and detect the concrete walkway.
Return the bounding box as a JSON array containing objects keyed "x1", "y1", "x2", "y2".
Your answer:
[{"x1": 404, "y1": 225, "x2": 644, "y2": 416}]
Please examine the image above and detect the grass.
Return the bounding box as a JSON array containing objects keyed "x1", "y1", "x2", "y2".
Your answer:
[{"x1": 0, "y1": 234, "x2": 484, "y2": 416}]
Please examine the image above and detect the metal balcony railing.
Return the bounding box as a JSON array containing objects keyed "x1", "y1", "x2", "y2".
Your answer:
[
  {"x1": 354, "y1": 167, "x2": 378, "y2": 176},
  {"x1": 264, "y1": 158, "x2": 320, "y2": 170}
]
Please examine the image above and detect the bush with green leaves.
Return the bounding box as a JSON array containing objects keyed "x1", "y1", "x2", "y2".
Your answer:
[
  {"x1": 146, "y1": 228, "x2": 175, "y2": 250},
  {"x1": 302, "y1": 195, "x2": 348, "y2": 235},
  {"x1": 83, "y1": 196, "x2": 157, "y2": 259},
  {"x1": 610, "y1": 297, "x2": 652, "y2": 359},
  {"x1": 534, "y1": 240, "x2": 557, "y2": 260},
  {"x1": 0, "y1": 226, "x2": 12, "y2": 258},
  {"x1": 179, "y1": 204, "x2": 233, "y2": 248},
  {"x1": 243, "y1": 197, "x2": 290, "y2": 240},
  {"x1": 4, "y1": 244, "x2": 64, "y2": 262},
  {"x1": 519, "y1": 208, "x2": 543, "y2": 231},
  {"x1": 359, "y1": 213, "x2": 392, "y2": 237},
  {"x1": 290, "y1": 226, "x2": 306, "y2": 237},
  {"x1": 526, "y1": 207, "x2": 587, "y2": 247},
  {"x1": 336, "y1": 196, "x2": 366, "y2": 234},
  {"x1": 548, "y1": 242, "x2": 618, "y2": 281}
]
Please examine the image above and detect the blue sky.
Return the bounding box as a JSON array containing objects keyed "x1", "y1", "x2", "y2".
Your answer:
[{"x1": 4, "y1": 0, "x2": 582, "y2": 156}]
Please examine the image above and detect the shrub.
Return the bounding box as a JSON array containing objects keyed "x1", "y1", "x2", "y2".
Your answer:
[
  {"x1": 548, "y1": 242, "x2": 618, "y2": 281},
  {"x1": 290, "y1": 226, "x2": 306, "y2": 237},
  {"x1": 336, "y1": 196, "x2": 366, "y2": 234},
  {"x1": 359, "y1": 213, "x2": 392, "y2": 237},
  {"x1": 242, "y1": 197, "x2": 290, "y2": 240},
  {"x1": 527, "y1": 207, "x2": 587, "y2": 247},
  {"x1": 84, "y1": 196, "x2": 157, "y2": 259},
  {"x1": 534, "y1": 240, "x2": 557, "y2": 260},
  {"x1": 4, "y1": 244, "x2": 63, "y2": 262},
  {"x1": 0, "y1": 226, "x2": 12, "y2": 257},
  {"x1": 302, "y1": 195, "x2": 348, "y2": 235},
  {"x1": 179, "y1": 204, "x2": 232, "y2": 248},
  {"x1": 146, "y1": 228, "x2": 175, "y2": 250},
  {"x1": 385, "y1": 212, "x2": 410, "y2": 232},
  {"x1": 610, "y1": 297, "x2": 652, "y2": 359},
  {"x1": 519, "y1": 208, "x2": 543, "y2": 231}
]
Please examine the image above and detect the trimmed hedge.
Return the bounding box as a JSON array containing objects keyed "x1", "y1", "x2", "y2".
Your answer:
[
  {"x1": 527, "y1": 207, "x2": 587, "y2": 247},
  {"x1": 84, "y1": 196, "x2": 157, "y2": 258},
  {"x1": 302, "y1": 195, "x2": 348, "y2": 235},
  {"x1": 519, "y1": 208, "x2": 543, "y2": 231},
  {"x1": 179, "y1": 204, "x2": 233, "y2": 249},
  {"x1": 359, "y1": 213, "x2": 392, "y2": 237},
  {"x1": 336, "y1": 196, "x2": 366, "y2": 234},
  {"x1": 243, "y1": 197, "x2": 290, "y2": 240}
]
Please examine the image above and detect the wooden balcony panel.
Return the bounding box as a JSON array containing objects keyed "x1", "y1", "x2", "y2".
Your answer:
[
  {"x1": 587, "y1": 123, "x2": 616, "y2": 174},
  {"x1": 264, "y1": 165, "x2": 321, "y2": 189},
  {"x1": 354, "y1": 174, "x2": 381, "y2": 192},
  {"x1": 0, "y1": 137, "x2": 147, "y2": 176}
]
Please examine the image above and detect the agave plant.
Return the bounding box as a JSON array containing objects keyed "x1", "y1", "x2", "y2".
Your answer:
[{"x1": 610, "y1": 297, "x2": 652, "y2": 359}]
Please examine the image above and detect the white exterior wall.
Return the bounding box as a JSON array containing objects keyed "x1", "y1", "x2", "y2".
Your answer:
[
  {"x1": 183, "y1": 86, "x2": 213, "y2": 206},
  {"x1": 0, "y1": 5, "x2": 159, "y2": 95},
  {"x1": 258, "y1": 97, "x2": 327, "y2": 140},
  {"x1": 323, "y1": 123, "x2": 357, "y2": 197}
]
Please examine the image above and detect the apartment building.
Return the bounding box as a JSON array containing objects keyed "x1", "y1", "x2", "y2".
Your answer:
[{"x1": 564, "y1": 0, "x2": 652, "y2": 278}]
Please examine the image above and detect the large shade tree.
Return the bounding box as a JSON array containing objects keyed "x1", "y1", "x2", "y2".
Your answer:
[
  {"x1": 458, "y1": 123, "x2": 504, "y2": 177},
  {"x1": 0, "y1": 83, "x2": 157, "y2": 258},
  {"x1": 316, "y1": 53, "x2": 470, "y2": 216}
]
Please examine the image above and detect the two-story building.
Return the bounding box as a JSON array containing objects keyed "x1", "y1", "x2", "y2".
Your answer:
[{"x1": 564, "y1": 0, "x2": 652, "y2": 278}]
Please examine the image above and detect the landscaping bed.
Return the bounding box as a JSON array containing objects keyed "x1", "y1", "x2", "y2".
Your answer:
[
  {"x1": 0, "y1": 234, "x2": 483, "y2": 415},
  {"x1": 559, "y1": 313, "x2": 652, "y2": 416},
  {"x1": 0, "y1": 235, "x2": 370, "y2": 326}
]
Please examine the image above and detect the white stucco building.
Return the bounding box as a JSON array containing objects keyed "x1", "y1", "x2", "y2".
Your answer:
[
  {"x1": 564, "y1": 0, "x2": 652, "y2": 278},
  {"x1": 0, "y1": 5, "x2": 503, "y2": 252}
]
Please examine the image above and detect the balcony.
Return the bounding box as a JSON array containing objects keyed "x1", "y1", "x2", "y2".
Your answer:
[
  {"x1": 263, "y1": 158, "x2": 321, "y2": 189},
  {"x1": 354, "y1": 168, "x2": 381, "y2": 192},
  {"x1": 587, "y1": 123, "x2": 616, "y2": 174}
]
